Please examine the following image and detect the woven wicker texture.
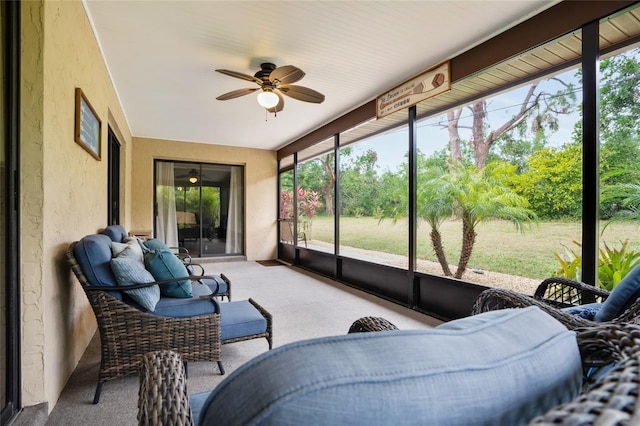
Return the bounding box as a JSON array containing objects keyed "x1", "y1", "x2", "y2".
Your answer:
[
  {"x1": 348, "y1": 316, "x2": 399, "y2": 333},
  {"x1": 472, "y1": 276, "x2": 640, "y2": 331},
  {"x1": 528, "y1": 323, "x2": 640, "y2": 425},
  {"x1": 138, "y1": 350, "x2": 193, "y2": 426}
]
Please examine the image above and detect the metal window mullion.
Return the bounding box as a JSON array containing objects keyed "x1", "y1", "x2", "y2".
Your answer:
[{"x1": 581, "y1": 20, "x2": 600, "y2": 287}]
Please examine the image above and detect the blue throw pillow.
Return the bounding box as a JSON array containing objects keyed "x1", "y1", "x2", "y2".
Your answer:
[
  {"x1": 144, "y1": 238, "x2": 170, "y2": 252},
  {"x1": 101, "y1": 224, "x2": 128, "y2": 242},
  {"x1": 595, "y1": 266, "x2": 640, "y2": 322},
  {"x1": 111, "y1": 238, "x2": 144, "y2": 263},
  {"x1": 73, "y1": 234, "x2": 123, "y2": 300},
  {"x1": 144, "y1": 249, "x2": 192, "y2": 298},
  {"x1": 110, "y1": 247, "x2": 160, "y2": 311}
]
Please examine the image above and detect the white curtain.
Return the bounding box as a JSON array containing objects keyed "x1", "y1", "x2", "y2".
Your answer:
[
  {"x1": 155, "y1": 162, "x2": 179, "y2": 247},
  {"x1": 225, "y1": 167, "x2": 243, "y2": 253}
]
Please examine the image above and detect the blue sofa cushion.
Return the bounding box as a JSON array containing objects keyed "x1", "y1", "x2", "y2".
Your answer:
[
  {"x1": 219, "y1": 301, "x2": 267, "y2": 341},
  {"x1": 73, "y1": 234, "x2": 122, "y2": 300},
  {"x1": 110, "y1": 247, "x2": 160, "y2": 312},
  {"x1": 144, "y1": 249, "x2": 192, "y2": 298},
  {"x1": 562, "y1": 302, "x2": 603, "y2": 320},
  {"x1": 101, "y1": 224, "x2": 128, "y2": 242},
  {"x1": 198, "y1": 307, "x2": 581, "y2": 426},
  {"x1": 595, "y1": 265, "x2": 640, "y2": 322},
  {"x1": 153, "y1": 283, "x2": 217, "y2": 317}
]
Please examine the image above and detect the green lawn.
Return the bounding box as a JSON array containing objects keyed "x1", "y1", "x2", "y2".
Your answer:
[{"x1": 307, "y1": 215, "x2": 640, "y2": 280}]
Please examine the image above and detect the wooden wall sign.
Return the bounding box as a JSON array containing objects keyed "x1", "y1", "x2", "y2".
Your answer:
[
  {"x1": 377, "y1": 61, "x2": 450, "y2": 119},
  {"x1": 74, "y1": 88, "x2": 102, "y2": 160}
]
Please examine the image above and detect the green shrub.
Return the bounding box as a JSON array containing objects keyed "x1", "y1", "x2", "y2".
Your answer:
[{"x1": 554, "y1": 240, "x2": 640, "y2": 290}]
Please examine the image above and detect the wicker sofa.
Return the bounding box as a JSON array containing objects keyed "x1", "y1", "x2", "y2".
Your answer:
[
  {"x1": 67, "y1": 225, "x2": 273, "y2": 403},
  {"x1": 472, "y1": 268, "x2": 640, "y2": 331},
  {"x1": 138, "y1": 308, "x2": 640, "y2": 426},
  {"x1": 136, "y1": 306, "x2": 640, "y2": 426}
]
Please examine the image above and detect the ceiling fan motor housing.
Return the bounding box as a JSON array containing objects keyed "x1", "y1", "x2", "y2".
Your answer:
[{"x1": 255, "y1": 63, "x2": 277, "y2": 82}]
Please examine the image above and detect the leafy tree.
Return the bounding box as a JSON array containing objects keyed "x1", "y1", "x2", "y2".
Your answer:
[
  {"x1": 298, "y1": 158, "x2": 330, "y2": 214},
  {"x1": 601, "y1": 163, "x2": 640, "y2": 222},
  {"x1": 597, "y1": 49, "x2": 640, "y2": 218},
  {"x1": 340, "y1": 149, "x2": 381, "y2": 216},
  {"x1": 599, "y1": 48, "x2": 640, "y2": 145},
  {"x1": 514, "y1": 143, "x2": 582, "y2": 219},
  {"x1": 444, "y1": 78, "x2": 576, "y2": 170}
]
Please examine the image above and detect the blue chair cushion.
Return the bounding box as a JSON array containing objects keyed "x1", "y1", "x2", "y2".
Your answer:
[
  {"x1": 101, "y1": 224, "x2": 128, "y2": 242},
  {"x1": 73, "y1": 234, "x2": 122, "y2": 300},
  {"x1": 144, "y1": 249, "x2": 192, "y2": 298},
  {"x1": 153, "y1": 283, "x2": 217, "y2": 317},
  {"x1": 110, "y1": 247, "x2": 160, "y2": 312},
  {"x1": 594, "y1": 265, "x2": 640, "y2": 322},
  {"x1": 219, "y1": 301, "x2": 267, "y2": 341},
  {"x1": 198, "y1": 307, "x2": 582, "y2": 426},
  {"x1": 562, "y1": 302, "x2": 603, "y2": 320},
  {"x1": 201, "y1": 276, "x2": 228, "y2": 296}
]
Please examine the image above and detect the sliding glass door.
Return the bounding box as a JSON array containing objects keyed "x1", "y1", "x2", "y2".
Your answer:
[
  {"x1": 2, "y1": 0, "x2": 20, "y2": 422},
  {"x1": 154, "y1": 160, "x2": 244, "y2": 257}
]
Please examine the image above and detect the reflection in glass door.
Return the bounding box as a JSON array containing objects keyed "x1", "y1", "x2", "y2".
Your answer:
[{"x1": 154, "y1": 160, "x2": 244, "y2": 257}]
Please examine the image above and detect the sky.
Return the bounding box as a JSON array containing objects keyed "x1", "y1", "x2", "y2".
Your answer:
[{"x1": 347, "y1": 66, "x2": 583, "y2": 173}]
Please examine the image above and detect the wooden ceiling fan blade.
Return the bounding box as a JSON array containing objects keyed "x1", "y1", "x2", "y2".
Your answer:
[
  {"x1": 216, "y1": 87, "x2": 259, "y2": 100},
  {"x1": 280, "y1": 85, "x2": 325, "y2": 103},
  {"x1": 215, "y1": 69, "x2": 263, "y2": 84},
  {"x1": 267, "y1": 92, "x2": 285, "y2": 113},
  {"x1": 269, "y1": 65, "x2": 305, "y2": 85}
]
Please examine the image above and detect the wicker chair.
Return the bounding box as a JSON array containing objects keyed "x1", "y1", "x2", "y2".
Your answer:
[
  {"x1": 528, "y1": 322, "x2": 640, "y2": 425},
  {"x1": 472, "y1": 276, "x2": 640, "y2": 331},
  {"x1": 138, "y1": 320, "x2": 640, "y2": 426},
  {"x1": 67, "y1": 242, "x2": 272, "y2": 404}
]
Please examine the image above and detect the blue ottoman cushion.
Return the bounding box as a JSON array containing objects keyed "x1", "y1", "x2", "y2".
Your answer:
[{"x1": 219, "y1": 301, "x2": 267, "y2": 341}]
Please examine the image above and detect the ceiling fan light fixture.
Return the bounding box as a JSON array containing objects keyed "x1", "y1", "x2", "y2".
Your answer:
[{"x1": 257, "y1": 90, "x2": 279, "y2": 108}]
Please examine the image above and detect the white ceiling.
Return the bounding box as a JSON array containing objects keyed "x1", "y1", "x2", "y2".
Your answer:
[{"x1": 84, "y1": 0, "x2": 560, "y2": 151}]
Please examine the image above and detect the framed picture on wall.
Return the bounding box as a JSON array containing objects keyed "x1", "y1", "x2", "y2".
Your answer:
[{"x1": 74, "y1": 88, "x2": 102, "y2": 160}]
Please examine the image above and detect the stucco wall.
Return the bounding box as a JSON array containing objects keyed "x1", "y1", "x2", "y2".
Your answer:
[
  {"x1": 131, "y1": 138, "x2": 277, "y2": 261},
  {"x1": 21, "y1": 0, "x2": 132, "y2": 410}
]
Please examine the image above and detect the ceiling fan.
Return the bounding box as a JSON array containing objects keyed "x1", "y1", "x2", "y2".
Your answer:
[
  {"x1": 175, "y1": 169, "x2": 200, "y2": 184},
  {"x1": 215, "y1": 63, "x2": 325, "y2": 114}
]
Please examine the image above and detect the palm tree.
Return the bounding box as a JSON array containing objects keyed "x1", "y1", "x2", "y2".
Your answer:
[
  {"x1": 416, "y1": 166, "x2": 456, "y2": 276},
  {"x1": 421, "y1": 163, "x2": 536, "y2": 278}
]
